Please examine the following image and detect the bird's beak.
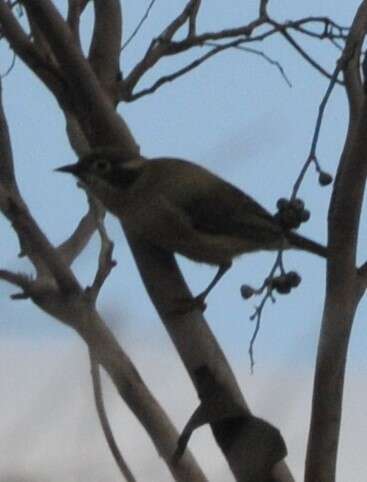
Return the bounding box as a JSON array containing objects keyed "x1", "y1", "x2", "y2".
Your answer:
[{"x1": 54, "y1": 163, "x2": 81, "y2": 176}]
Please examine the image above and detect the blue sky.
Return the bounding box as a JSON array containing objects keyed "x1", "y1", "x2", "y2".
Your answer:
[{"x1": 0, "y1": 1, "x2": 366, "y2": 480}]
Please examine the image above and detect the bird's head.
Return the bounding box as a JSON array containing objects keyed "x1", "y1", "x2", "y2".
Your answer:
[{"x1": 55, "y1": 147, "x2": 144, "y2": 211}]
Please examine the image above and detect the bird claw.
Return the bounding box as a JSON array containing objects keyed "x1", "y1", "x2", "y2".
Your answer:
[{"x1": 168, "y1": 295, "x2": 207, "y2": 317}]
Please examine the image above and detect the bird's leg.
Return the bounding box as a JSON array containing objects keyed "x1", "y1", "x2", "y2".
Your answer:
[
  {"x1": 195, "y1": 261, "x2": 232, "y2": 306},
  {"x1": 168, "y1": 262, "x2": 232, "y2": 316}
]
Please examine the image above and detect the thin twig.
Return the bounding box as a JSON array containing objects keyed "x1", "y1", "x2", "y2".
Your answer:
[
  {"x1": 126, "y1": 38, "x2": 249, "y2": 101},
  {"x1": 248, "y1": 250, "x2": 284, "y2": 372},
  {"x1": 90, "y1": 352, "x2": 137, "y2": 482},
  {"x1": 205, "y1": 41, "x2": 292, "y2": 87},
  {"x1": 291, "y1": 60, "x2": 343, "y2": 199},
  {"x1": 121, "y1": 0, "x2": 158, "y2": 51},
  {"x1": 122, "y1": 14, "x2": 346, "y2": 99},
  {"x1": 279, "y1": 27, "x2": 344, "y2": 85}
]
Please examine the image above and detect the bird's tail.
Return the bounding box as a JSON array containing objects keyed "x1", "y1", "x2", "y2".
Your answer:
[{"x1": 285, "y1": 231, "x2": 327, "y2": 258}]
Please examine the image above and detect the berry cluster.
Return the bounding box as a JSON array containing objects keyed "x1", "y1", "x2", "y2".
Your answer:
[
  {"x1": 274, "y1": 198, "x2": 310, "y2": 230},
  {"x1": 241, "y1": 270, "x2": 301, "y2": 299},
  {"x1": 269, "y1": 271, "x2": 301, "y2": 294}
]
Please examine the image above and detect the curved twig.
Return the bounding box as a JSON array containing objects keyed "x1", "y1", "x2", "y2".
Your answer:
[{"x1": 90, "y1": 351, "x2": 137, "y2": 482}]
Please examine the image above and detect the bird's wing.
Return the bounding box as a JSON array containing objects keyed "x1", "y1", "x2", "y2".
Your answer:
[
  {"x1": 181, "y1": 180, "x2": 283, "y2": 245},
  {"x1": 145, "y1": 157, "x2": 283, "y2": 245}
]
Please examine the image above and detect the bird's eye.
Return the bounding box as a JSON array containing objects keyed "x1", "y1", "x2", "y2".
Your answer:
[{"x1": 93, "y1": 159, "x2": 110, "y2": 172}]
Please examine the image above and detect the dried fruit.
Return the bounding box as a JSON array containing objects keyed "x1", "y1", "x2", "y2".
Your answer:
[
  {"x1": 241, "y1": 285, "x2": 255, "y2": 299},
  {"x1": 318, "y1": 171, "x2": 333, "y2": 186}
]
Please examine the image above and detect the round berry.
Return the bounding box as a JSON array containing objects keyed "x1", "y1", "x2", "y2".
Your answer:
[
  {"x1": 241, "y1": 285, "x2": 255, "y2": 299},
  {"x1": 300, "y1": 209, "x2": 311, "y2": 222},
  {"x1": 290, "y1": 198, "x2": 305, "y2": 211},
  {"x1": 319, "y1": 171, "x2": 333, "y2": 186},
  {"x1": 287, "y1": 271, "x2": 301, "y2": 287},
  {"x1": 277, "y1": 198, "x2": 289, "y2": 211}
]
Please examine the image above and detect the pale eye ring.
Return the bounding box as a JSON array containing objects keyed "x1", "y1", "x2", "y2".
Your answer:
[{"x1": 93, "y1": 159, "x2": 110, "y2": 172}]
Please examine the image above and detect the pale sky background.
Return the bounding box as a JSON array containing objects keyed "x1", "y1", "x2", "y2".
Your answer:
[{"x1": 0, "y1": 1, "x2": 366, "y2": 481}]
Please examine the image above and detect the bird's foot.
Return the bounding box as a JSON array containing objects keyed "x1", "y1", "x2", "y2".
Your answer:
[{"x1": 167, "y1": 295, "x2": 207, "y2": 317}]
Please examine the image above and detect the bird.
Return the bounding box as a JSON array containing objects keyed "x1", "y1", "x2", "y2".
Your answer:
[{"x1": 56, "y1": 147, "x2": 327, "y2": 306}]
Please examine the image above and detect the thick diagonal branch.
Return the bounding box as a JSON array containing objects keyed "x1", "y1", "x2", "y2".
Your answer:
[
  {"x1": 4, "y1": 0, "x2": 137, "y2": 150},
  {"x1": 89, "y1": 0, "x2": 122, "y2": 86},
  {"x1": 305, "y1": 2, "x2": 367, "y2": 481}
]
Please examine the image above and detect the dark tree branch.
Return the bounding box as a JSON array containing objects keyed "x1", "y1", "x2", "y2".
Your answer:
[
  {"x1": 122, "y1": 13, "x2": 347, "y2": 100},
  {"x1": 259, "y1": 0, "x2": 269, "y2": 17},
  {"x1": 0, "y1": 1, "x2": 67, "y2": 102},
  {"x1": 123, "y1": 38, "x2": 251, "y2": 101},
  {"x1": 161, "y1": 0, "x2": 200, "y2": 41},
  {"x1": 57, "y1": 205, "x2": 97, "y2": 266},
  {"x1": 89, "y1": 0, "x2": 122, "y2": 87},
  {"x1": 188, "y1": 0, "x2": 201, "y2": 37},
  {"x1": 0, "y1": 269, "x2": 31, "y2": 291},
  {"x1": 85, "y1": 198, "x2": 116, "y2": 302},
  {"x1": 67, "y1": 0, "x2": 90, "y2": 48},
  {"x1": 15, "y1": 0, "x2": 138, "y2": 150},
  {"x1": 122, "y1": 16, "x2": 265, "y2": 93},
  {"x1": 305, "y1": 2, "x2": 367, "y2": 480},
  {"x1": 0, "y1": 74, "x2": 206, "y2": 481},
  {"x1": 3, "y1": 197, "x2": 81, "y2": 293},
  {"x1": 0, "y1": 269, "x2": 32, "y2": 300},
  {"x1": 276, "y1": 25, "x2": 344, "y2": 85}
]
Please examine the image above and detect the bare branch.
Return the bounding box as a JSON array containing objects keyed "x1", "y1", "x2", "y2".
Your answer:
[
  {"x1": 188, "y1": 0, "x2": 201, "y2": 37},
  {"x1": 24, "y1": 5, "x2": 55, "y2": 61},
  {"x1": 0, "y1": 79, "x2": 16, "y2": 187},
  {"x1": 90, "y1": 352, "x2": 137, "y2": 482},
  {"x1": 277, "y1": 26, "x2": 344, "y2": 85},
  {"x1": 305, "y1": 2, "x2": 367, "y2": 480},
  {"x1": 161, "y1": 0, "x2": 200, "y2": 41},
  {"x1": 0, "y1": 269, "x2": 31, "y2": 290},
  {"x1": 67, "y1": 0, "x2": 90, "y2": 47},
  {"x1": 246, "y1": 250, "x2": 283, "y2": 371},
  {"x1": 342, "y1": 4, "x2": 367, "y2": 117},
  {"x1": 85, "y1": 198, "x2": 116, "y2": 302},
  {"x1": 0, "y1": 1, "x2": 67, "y2": 101},
  {"x1": 259, "y1": 0, "x2": 269, "y2": 18},
  {"x1": 65, "y1": 111, "x2": 90, "y2": 154},
  {"x1": 122, "y1": 14, "x2": 346, "y2": 99},
  {"x1": 286, "y1": 16, "x2": 349, "y2": 41},
  {"x1": 0, "y1": 269, "x2": 32, "y2": 299},
  {"x1": 206, "y1": 41, "x2": 292, "y2": 87},
  {"x1": 291, "y1": 60, "x2": 342, "y2": 199},
  {"x1": 3, "y1": 197, "x2": 81, "y2": 293},
  {"x1": 89, "y1": 0, "x2": 122, "y2": 85},
  {"x1": 124, "y1": 38, "x2": 249, "y2": 101},
  {"x1": 57, "y1": 206, "x2": 97, "y2": 266},
  {"x1": 121, "y1": 0, "x2": 158, "y2": 51},
  {"x1": 0, "y1": 77, "x2": 79, "y2": 292},
  {"x1": 13, "y1": 0, "x2": 137, "y2": 151},
  {"x1": 123, "y1": 16, "x2": 265, "y2": 92}
]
